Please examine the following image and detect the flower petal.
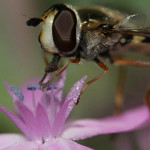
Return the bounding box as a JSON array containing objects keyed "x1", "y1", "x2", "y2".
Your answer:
[
  {"x1": 2, "y1": 141, "x2": 38, "y2": 150},
  {"x1": 65, "y1": 76, "x2": 87, "y2": 103},
  {"x1": 54, "y1": 70, "x2": 66, "y2": 102},
  {"x1": 21, "y1": 79, "x2": 43, "y2": 111},
  {"x1": 0, "y1": 134, "x2": 26, "y2": 149},
  {"x1": 62, "y1": 106, "x2": 149, "y2": 140},
  {"x1": 15, "y1": 102, "x2": 37, "y2": 139},
  {"x1": 42, "y1": 138, "x2": 93, "y2": 150},
  {"x1": 41, "y1": 71, "x2": 66, "y2": 122},
  {"x1": 52, "y1": 100, "x2": 71, "y2": 137},
  {"x1": 0, "y1": 105, "x2": 27, "y2": 135},
  {"x1": 52, "y1": 76, "x2": 87, "y2": 137},
  {"x1": 35, "y1": 104, "x2": 51, "y2": 139}
]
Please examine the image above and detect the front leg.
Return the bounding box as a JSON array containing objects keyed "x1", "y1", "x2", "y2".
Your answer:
[
  {"x1": 76, "y1": 58, "x2": 109, "y2": 104},
  {"x1": 42, "y1": 50, "x2": 49, "y2": 66},
  {"x1": 39, "y1": 54, "x2": 61, "y2": 84},
  {"x1": 40, "y1": 57, "x2": 80, "y2": 91}
]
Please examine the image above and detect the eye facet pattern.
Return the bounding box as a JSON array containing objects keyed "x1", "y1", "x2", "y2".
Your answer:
[{"x1": 52, "y1": 9, "x2": 77, "y2": 54}]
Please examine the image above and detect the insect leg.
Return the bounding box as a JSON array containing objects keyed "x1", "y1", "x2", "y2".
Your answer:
[
  {"x1": 77, "y1": 58, "x2": 109, "y2": 104},
  {"x1": 112, "y1": 57, "x2": 150, "y2": 110},
  {"x1": 39, "y1": 54, "x2": 61, "y2": 84},
  {"x1": 114, "y1": 67, "x2": 127, "y2": 115},
  {"x1": 42, "y1": 50, "x2": 49, "y2": 66},
  {"x1": 112, "y1": 58, "x2": 150, "y2": 67},
  {"x1": 39, "y1": 73, "x2": 48, "y2": 84},
  {"x1": 144, "y1": 85, "x2": 150, "y2": 110},
  {"x1": 41, "y1": 57, "x2": 80, "y2": 90},
  {"x1": 53, "y1": 58, "x2": 80, "y2": 78}
]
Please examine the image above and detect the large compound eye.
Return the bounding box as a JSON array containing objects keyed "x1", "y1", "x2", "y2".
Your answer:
[{"x1": 52, "y1": 9, "x2": 77, "y2": 54}]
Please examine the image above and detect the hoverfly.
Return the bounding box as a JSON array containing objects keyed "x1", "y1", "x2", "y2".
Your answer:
[{"x1": 26, "y1": 4, "x2": 150, "y2": 109}]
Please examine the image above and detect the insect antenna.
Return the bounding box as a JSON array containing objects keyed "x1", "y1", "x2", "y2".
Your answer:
[{"x1": 22, "y1": 13, "x2": 43, "y2": 27}]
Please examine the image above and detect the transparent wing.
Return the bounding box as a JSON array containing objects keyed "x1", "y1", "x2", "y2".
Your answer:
[
  {"x1": 114, "y1": 14, "x2": 147, "y2": 29},
  {"x1": 99, "y1": 14, "x2": 150, "y2": 37},
  {"x1": 102, "y1": 28, "x2": 150, "y2": 37}
]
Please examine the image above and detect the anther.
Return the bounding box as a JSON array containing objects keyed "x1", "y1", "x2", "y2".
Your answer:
[
  {"x1": 40, "y1": 83, "x2": 57, "y2": 91},
  {"x1": 10, "y1": 86, "x2": 24, "y2": 101},
  {"x1": 27, "y1": 84, "x2": 40, "y2": 90}
]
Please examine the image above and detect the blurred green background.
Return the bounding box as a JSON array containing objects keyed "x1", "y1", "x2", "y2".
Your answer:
[{"x1": 0, "y1": 0, "x2": 150, "y2": 149}]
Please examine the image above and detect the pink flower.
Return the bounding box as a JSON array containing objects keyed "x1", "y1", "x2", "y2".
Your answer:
[
  {"x1": 115, "y1": 121, "x2": 150, "y2": 150},
  {"x1": 0, "y1": 72, "x2": 149, "y2": 150}
]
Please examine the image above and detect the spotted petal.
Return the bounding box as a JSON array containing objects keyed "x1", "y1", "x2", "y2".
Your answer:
[
  {"x1": 52, "y1": 76, "x2": 87, "y2": 137},
  {"x1": 65, "y1": 76, "x2": 87, "y2": 103}
]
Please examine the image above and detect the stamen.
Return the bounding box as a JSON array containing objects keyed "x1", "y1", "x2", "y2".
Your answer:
[
  {"x1": 45, "y1": 83, "x2": 57, "y2": 91},
  {"x1": 27, "y1": 84, "x2": 40, "y2": 90},
  {"x1": 40, "y1": 83, "x2": 57, "y2": 91},
  {"x1": 32, "y1": 91, "x2": 36, "y2": 110},
  {"x1": 10, "y1": 86, "x2": 24, "y2": 101},
  {"x1": 26, "y1": 84, "x2": 39, "y2": 110}
]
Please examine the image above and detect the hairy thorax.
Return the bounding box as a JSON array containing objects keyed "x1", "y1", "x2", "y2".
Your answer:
[{"x1": 79, "y1": 30, "x2": 120, "y2": 60}]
